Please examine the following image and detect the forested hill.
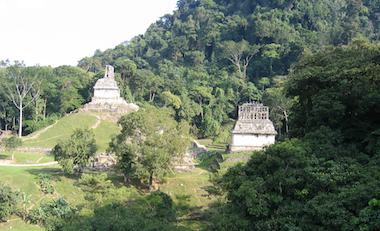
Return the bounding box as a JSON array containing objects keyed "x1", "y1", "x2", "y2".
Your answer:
[
  {"x1": 1, "y1": 0, "x2": 380, "y2": 138},
  {"x1": 74, "y1": 0, "x2": 380, "y2": 136},
  {"x1": 80, "y1": 0, "x2": 379, "y2": 79}
]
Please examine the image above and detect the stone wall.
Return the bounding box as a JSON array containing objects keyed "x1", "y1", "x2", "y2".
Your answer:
[
  {"x1": 224, "y1": 156, "x2": 251, "y2": 162},
  {"x1": 226, "y1": 144, "x2": 265, "y2": 153},
  {"x1": 187, "y1": 140, "x2": 208, "y2": 159},
  {"x1": 187, "y1": 148, "x2": 208, "y2": 159},
  {"x1": 174, "y1": 152, "x2": 195, "y2": 172}
]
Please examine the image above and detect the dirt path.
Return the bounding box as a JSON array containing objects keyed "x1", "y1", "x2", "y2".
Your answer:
[
  {"x1": 23, "y1": 120, "x2": 59, "y2": 141},
  {"x1": 0, "y1": 162, "x2": 58, "y2": 166},
  {"x1": 22, "y1": 114, "x2": 101, "y2": 142},
  {"x1": 193, "y1": 188, "x2": 202, "y2": 204},
  {"x1": 91, "y1": 114, "x2": 102, "y2": 129},
  {"x1": 0, "y1": 159, "x2": 12, "y2": 164}
]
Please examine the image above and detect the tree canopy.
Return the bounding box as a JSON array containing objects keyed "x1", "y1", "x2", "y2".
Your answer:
[
  {"x1": 1, "y1": 0, "x2": 380, "y2": 139},
  {"x1": 1, "y1": 136, "x2": 22, "y2": 160},
  {"x1": 52, "y1": 127, "x2": 98, "y2": 174},
  {"x1": 0, "y1": 182, "x2": 19, "y2": 223},
  {"x1": 109, "y1": 105, "x2": 191, "y2": 190}
]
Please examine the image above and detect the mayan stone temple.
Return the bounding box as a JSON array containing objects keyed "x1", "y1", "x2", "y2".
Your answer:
[
  {"x1": 80, "y1": 65, "x2": 139, "y2": 120},
  {"x1": 226, "y1": 102, "x2": 277, "y2": 153}
]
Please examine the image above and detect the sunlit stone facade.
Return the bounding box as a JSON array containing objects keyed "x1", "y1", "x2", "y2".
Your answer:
[
  {"x1": 80, "y1": 65, "x2": 139, "y2": 119},
  {"x1": 226, "y1": 102, "x2": 277, "y2": 153}
]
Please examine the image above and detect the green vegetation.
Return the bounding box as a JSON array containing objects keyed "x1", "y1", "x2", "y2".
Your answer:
[
  {"x1": 1, "y1": 0, "x2": 380, "y2": 230},
  {"x1": 3, "y1": 0, "x2": 380, "y2": 139},
  {"x1": 23, "y1": 114, "x2": 98, "y2": 148},
  {"x1": 2, "y1": 136, "x2": 22, "y2": 160},
  {"x1": 52, "y1": 127, "x2": 98, "y2": 174},
  {"x1": 22, "y1": 113, "x2": 119, "y2": 153},
  {"x1": 109, "y1": 106, "x2": 192, "y2": 190},
  {"x1": 0, "y1": 181, "x2": 19, "y2": 222},
  {"x1": 202, "y1": 41, "x2": 380, "y2": 230},
  {"x1": 0, "y1": 152, "x2": 55, "y2": 164},
  {"x1": 93, "y1": 119, "x2": 120, "y2": 152}
]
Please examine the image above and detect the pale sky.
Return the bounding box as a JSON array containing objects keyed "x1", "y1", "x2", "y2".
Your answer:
[{"x1": 0, "y1": 0, "x2": 178, "y2": 67}]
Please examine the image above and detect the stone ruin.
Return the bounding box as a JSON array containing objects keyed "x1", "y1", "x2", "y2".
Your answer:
[
  {"x1": 226, "y1": 102, "x2": 277, "y2": 153},
  {"x1": 86, "y1": 140, "x2": 202, "y2": 173},
  {"x1": 173, "y1": 152, "x2": 195, "y2": 172},
  {"x1": 79, "y1": 65, "x2": 139, "y2": 120},
  {"x1": 173, "y1": 140, "x2": 208, "y2": 172},
  {"x1": 87, "y1": 152, "x2": 117, "y2": 171}
]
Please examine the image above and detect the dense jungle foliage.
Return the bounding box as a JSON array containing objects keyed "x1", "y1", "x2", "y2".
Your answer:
[
  {"x1": 2, "y1": 0, "x2": 380, "y2": 138},
  {"x1": 1, "y1": 0, "x2": 380, "y2": 229}
]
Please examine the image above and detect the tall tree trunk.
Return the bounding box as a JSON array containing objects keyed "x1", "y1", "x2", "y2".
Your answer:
[
  {"x1": 35, "y1": 99, "x2": 39, "y2": 121},
  {"x1": 123, "y1": 173, "x2": 130, "y2": 182},
  {"x1": 284, "y1": 110, "x2": 289, "y2": 133},
  {"x1": 242, "y1": 65, "x2": 247, "y2": 82},
  {"x1": 18, "y1": 100, "x2": 23, "y2": 137},
  {"x1": 43, "y1": 98, "x2": 47, "y2": 121},
  {"x1": 11, "y1": 151, "x2": 14, "y2": 160},
  {"x1": 151, "y1": 91, "x2": 156, "y2": 102},
  {"x1": 149, "y1": 172, "x2": 154, "y2": 192},
  {"x1": 122, "y1": 73, "x2": 126, "y2": 88}
]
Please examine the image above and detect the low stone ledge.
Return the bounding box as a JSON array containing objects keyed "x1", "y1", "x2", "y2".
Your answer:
[
  {"x1": 188, "y1": 148, "x2": 208, "y2": 159},
  {"x1": 226, "y1": 144, "x2": 263, "y2": 153},
  {"x1": 224, "y1": 156, "x2": 251, "y2": 162}
]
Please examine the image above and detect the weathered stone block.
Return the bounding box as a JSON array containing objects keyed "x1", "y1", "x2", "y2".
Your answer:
[
  {"x1": 79, "y1": 65, "x2": 139, "y2": 120},
  {"x1": 226, "y1": 102, "x2": 277, "y2": 153}
]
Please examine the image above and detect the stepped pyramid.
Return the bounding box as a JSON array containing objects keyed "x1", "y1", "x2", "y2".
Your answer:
[{"x1": 79, "y1": 65, "x2": 139, "y2": 120}]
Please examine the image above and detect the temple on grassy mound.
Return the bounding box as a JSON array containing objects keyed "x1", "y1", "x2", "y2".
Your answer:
[
  {"x1": 226, "y1": 102, "x2": 277, "y2": 153},
  {"x1": 79, "y1": 65, "x2": 139, "y2": 120}
]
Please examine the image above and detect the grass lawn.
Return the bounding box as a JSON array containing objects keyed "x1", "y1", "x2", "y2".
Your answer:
[
  {"x1": 197, "y1": 139, "x2": 213, "y2": 146},
  {"x1": 93, "y1": 119, "x2": 120, "y2": 152},
  {"x1": 0, "y1": 164, "x2": 214, "y2": 231},
  {"x1": 197, "y1": 138, "x2": 226, "y2": 152},
  {"x1": 23, "y1": 113, "x2": 99, "y2": 148},
  {"x1": 0, "y1": 216, "x2": 43, "y2": 230},
  {"x1": 167, "y1": 221, "x2": 208, "y2": 231},
  {"x1": 0, "y1": 152, "x2": 55, "y2": 164},
  {"x1": 22, "y1": 113, "x2": 120, "y2": 153},
  {"x1": 0, "y1": 135, "x2": 251, "y2": 230},
  {"x1": 0, "y1": 163, "x2": 87, "y2": 230}
]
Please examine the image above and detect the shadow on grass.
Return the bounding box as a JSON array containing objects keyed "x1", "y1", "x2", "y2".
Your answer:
[
  {"x1": 196, "y1": 155, "x2": 217, "y2": 171},
  {"x1": 0, "y1": 154, "x2": 9, "y2": 160},
  {"x1": 55, "y1": 170, "x2": 150, "y2": 194},
  {"x1": 24, "y1": 168, "x2": 73, "y2": 184},
  {"x1": 25, "y1": 167, "x2": 159, "y2": 195},
  {"x1": 108, "y1": 174, "x2": 152, "y2": 194}
]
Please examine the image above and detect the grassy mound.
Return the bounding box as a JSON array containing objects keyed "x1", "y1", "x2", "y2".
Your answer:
[
  {"x1": 22, "y1": 113, "x2": 120, "y2": 152},
  {"x1": 93, "y1": 119, "x2": 121, "y2": 152}
]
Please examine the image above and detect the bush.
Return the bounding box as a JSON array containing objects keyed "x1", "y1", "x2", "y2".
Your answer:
[{"x1": 0, "y1": 181, "x2": 20, "y2": 222}]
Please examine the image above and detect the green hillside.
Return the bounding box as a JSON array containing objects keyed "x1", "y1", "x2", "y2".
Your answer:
[{"x1": 22, "y1": 113, "x2": 120, "y2": 152}]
